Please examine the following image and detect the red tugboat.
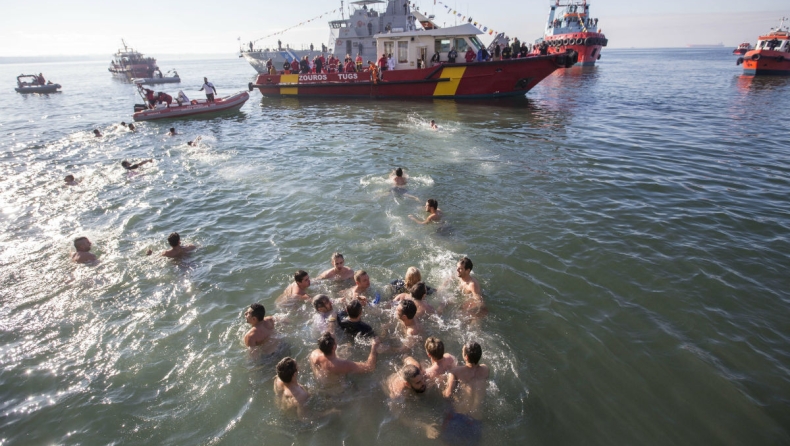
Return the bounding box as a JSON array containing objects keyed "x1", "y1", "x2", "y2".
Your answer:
[
  {"x1": 534, "y1": 0, "x2": 607, "y2": 66},
  {"x1": 248, "y1": 23, "x2": 577, "y2": 99},
  {"x1": 738, "y1": 18, "x2": 790, "y2": 76},
  {"x1": 109, "y1": 40, "x2": 159, "y2": 80}
]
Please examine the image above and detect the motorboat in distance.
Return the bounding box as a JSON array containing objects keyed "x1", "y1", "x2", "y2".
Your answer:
[
  {"x1": 133, "y1": 70, "x2": 181, "y2": 85},
  {"x1": 15, "y1": 74, "x2": 61, "y2": 93},
  {"x1": 132, "y1": 91, "x2": 249, "y2": 121}
]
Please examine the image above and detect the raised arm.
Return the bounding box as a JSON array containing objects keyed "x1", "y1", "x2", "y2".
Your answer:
[{"x1": 338, "y1": 339, "x2": 379, "y2": 374}]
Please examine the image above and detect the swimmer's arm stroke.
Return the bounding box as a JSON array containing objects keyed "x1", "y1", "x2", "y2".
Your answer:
[
  {"x1": 408, "y1": 214, "x2": 437, "y2": 224},
  {"x1": 443, "y1": 372, "x2": 457, "y2": 398},
  {"x1": 339, "y1": 339, "x2": 379, "y2": 374}
]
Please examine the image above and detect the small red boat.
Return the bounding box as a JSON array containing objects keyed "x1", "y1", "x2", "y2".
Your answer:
[
  {"x1": 248, "y1": 23, "x2": 577, "y2": 99},
  {"x1": 733, "y1": 42, "x2": 753, "y2": 55},
  {"x1": 132, "y1": 91, "x2": 249, "y2": 121},
  {"x1": 533, "y1": 0, "x2": 607, "y2": 66},
  {"x1": 737, "y1": 18, "x2": 790, "y2": 76}
]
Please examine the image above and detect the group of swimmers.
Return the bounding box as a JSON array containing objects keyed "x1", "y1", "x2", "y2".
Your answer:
[{"x1": 240, "y1": 169, "x2": 489, "y2": 443}]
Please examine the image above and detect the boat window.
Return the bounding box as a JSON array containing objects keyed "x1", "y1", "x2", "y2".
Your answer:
[
  {"x1": 384, "y1": 42, "x2": 394, "y2": 57},
  {"x1": 435, "y1": 39, "x2": 452, "y2": 53},
  {"x1": 453, "y1": 38, "x2": 469, "y2": 52},
  {"x1": 398, "y1": 41, "x2": 409, "y2": 63},
  {"x1": 469, "y1": 37, "x2": 484, "y2": 51}
]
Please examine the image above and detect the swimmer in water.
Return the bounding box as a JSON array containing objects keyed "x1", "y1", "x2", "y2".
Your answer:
[
  {"x1": 168, "y1": 127, "x2": 177, "y2": 136},
  {"x1": 441, "y1": 341, "x2": 489, "y2": 446},
  {"x1": 311, "y1": 294, "x2": 337, "y2": 335},
  {"x1": 119, "y1": 122, "x2": 127, "y2": 128},
  {"x1": 316, "y1": 252, "x2": 355, "y2": 281},
  {"x1": 121, "y1": 159, "x2": 153, "y2": 171},
  {"x1": 430, "y1": 120, "x2": 438, "y2": 130},
  {"x1": 128, "y1": 123, "x2": 136, "y2": 132},
  {"x1": 71, "y1": 236, "x2": 96, "y2": 263},
  {"x1": 93, "y1": 129, "x2": 102, "y2": 138},
  {"x1": 337, "y1": 299, "x2": 375, "y2": 339},
  {"x1": 345, "y1": 270, "x2": 373, "y2": 305},
  {"x1": 423, "y1": 336, "x2": 457, "y2": 386},
  {"x1": 391, "y1": 167, "x2": 407, "y2": 186},
  {"x1": 409, "y1": 198, "x2": 442, "y2": 224},
  {"x1": 243, "y1": 303, "x2": 277, "y2": 352},
  {"x1": 308, "y1": 332, "x2": 379, "y2": 390},
  {"x1": 385, "y1": 357, "x2": 440, "y2": 438},
  {"x1": 273, "y1": 357, "x2": 310, "y2": 419},
  {"x1": 187, "y1": 136, "x2": 202, "y2": 146},
  {"x1": 161, "y1": 232, "x2": 197, "y2": 258},
  {"x1": 64, "y1": 175, "x2": 78, "y2": 186},
  {"x1": 393, "y1": 282, "x2": 436, "y2": 318},
  {"x1": 281, "y1": 270, "x2": 312, "y2": 302}
]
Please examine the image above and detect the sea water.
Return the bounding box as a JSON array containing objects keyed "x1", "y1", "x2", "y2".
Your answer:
[{"x1": 1, "y1": 49, "x2": 789, "y2": 445}]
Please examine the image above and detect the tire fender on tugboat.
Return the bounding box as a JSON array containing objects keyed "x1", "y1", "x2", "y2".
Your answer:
[
  {"x1": 585, "y1": 37, "x2": 592, "y2": 45},
  {"x1": 751, "y1": 53, "x2": 760, "y2": 61}
]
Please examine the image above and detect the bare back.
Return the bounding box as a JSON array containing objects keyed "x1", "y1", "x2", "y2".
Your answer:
[{"x1": 445, "y1": 364, "x2": 489, "y2": 419}]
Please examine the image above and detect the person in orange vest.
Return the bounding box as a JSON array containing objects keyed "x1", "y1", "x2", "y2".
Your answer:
[{"x1": 368, "y1": 61, "x2": 378, "y2": 84}]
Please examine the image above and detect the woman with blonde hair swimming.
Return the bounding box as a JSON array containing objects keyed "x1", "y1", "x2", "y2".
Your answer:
[{"x1": 390, "y1": 266, "x2": 434, "y2": 295}]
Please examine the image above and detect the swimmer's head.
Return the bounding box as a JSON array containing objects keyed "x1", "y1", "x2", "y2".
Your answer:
[
  {"x1": 73, "y1": 236, "x2": 91, "y2": 251},
  {"x1": 425, "y1": 336, "x2": 445, "y2": 361},
  {"x1": 276, "y1": 357, "x2": 298, "y2": 383},
  {"x1": 294, "y1": 270, "x2": 310, "y2": 287},
  {"x1": 404, "y1": 267, "x2": 421, "y2": 288},
  {"x1": 410, "y1": 282, "x2": 427, "y2": 301},
  {"x1": 121, "y1": 161, "x2": 131, "y2": 169},
  {"x1": 331, "y1": 252, "x2": 344, "y2": 268},
  {"x1": 426, "y1": 199, "x2": 438, "y2": 211},
  {"x1": 354, "y1": 270, "x2": 369, "y2": 288},
  {"x1": 458, "y1": 256, "x2": 473, "y2": 272},
  {"x1": 401, "y1": 364, "x2": 426, "y2": 393},
  {"x1": 169, "y1": 127, "x2": 175, "y2": 134},
  {"x1": 463, "y1": 341, "x2": 482, "y2": 365},
  {"x1": 93, "y1": 129, "x2": 101, "y2": 137},
  {"x1": 246, "y1": 303, "x2": 265, "y2": 322},
  {"x1": 128, "y1": 124, "x2": 135, "y2": 131},
  {"x1": 167, "y1": 232, "x2": 181, "y2": 247},
  {"x1": 318, "y1": 332, "x2": 336, "y2": 356},
  {"x1": 346, "y1": 299, "x2": 363, "y2": 319},
  {"x1": 120, "y1": 122, "x2": 127, "y2": 127},
  {"x1": 398, "y1": 299, "x2": 417, "y2": 320},
  {"x1": 64, "y1": 175, "x2": 75, "y2": 183},
  {"x1": 312, "y1": 294, "x2": 332, "y2": 313},
  {"x1": 395, "y1": 167, "x2": 403, "y2": 177}
]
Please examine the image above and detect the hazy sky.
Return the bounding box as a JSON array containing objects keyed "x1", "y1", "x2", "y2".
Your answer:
[{"x1": 1, "y1": 0, "x2": 788, "y2": 56}]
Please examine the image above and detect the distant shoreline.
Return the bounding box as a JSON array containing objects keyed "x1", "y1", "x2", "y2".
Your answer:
[{"x1": 0, "y1": 53, "x2": 240, "y2": 65}]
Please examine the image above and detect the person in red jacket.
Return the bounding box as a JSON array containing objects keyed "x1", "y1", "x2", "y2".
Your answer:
[
  {"x1": 464, "y1": 47, "x2": 476, "y2": 63},
  {"x1": 378, "y1": 53, "x2": 388, "y2": 73},
  {"x1": 157, "y1": 92, "x2": 173, "y2": 107},
  {"x1": 345, "y1": 58, "x2": 356, "y2": 73},
  {"x1": 290, "y1": 59, "x2": 299, "y2": 74},
  {"x1": 142, "y1": 87, "x2": 156, "y2": 109}
]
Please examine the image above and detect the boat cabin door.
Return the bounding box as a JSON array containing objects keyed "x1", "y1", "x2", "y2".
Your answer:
[{"x1": 419, "y1": 46, "x2": 428, "y2": 67}]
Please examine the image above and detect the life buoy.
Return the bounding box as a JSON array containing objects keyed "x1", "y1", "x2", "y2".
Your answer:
[
  {"x1": 585, "y1": 37, "x2": 592, "y2": 45},
  {"x1": 357, "y1": 20, "x2": 364, "y2": 27},
  {"x1": 751, "y1": 53, "x2": 760, "y2": 61}
]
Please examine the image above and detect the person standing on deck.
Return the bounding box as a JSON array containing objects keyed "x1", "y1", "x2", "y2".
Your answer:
[{"x1": 199, "y1": 77, "x2": 216, "y2": 103}]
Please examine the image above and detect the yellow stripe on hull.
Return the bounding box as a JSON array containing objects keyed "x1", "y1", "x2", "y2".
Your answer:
[
  {"x1": 280, "y1": 74, "x2": 299, "y2": 95},
  {"x1": 432, "y1": 67, "x2": 467, "y2": 96}
]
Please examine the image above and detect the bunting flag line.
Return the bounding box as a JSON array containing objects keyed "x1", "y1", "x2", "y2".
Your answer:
[
  {"x1": 251, "y1": 9, "x2": 338, "y2": 44},
  {"x1": 434, "y1": 1, "x2": 500, "y2": 36}
]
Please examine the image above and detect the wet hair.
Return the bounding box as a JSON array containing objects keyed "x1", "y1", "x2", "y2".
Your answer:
[
  {"x1": 93, "y1": 129, "x2": 101, "y2": 136},
  {"x1": 410, "y1": 282, "x2": 427, "y2": 301},
  {"x1": 395, "y1": 167, "x2": 403, "y2": 177},
  {"x1": 169, "y1": 127, "x2": 175, "y2": 133},
  {"x1": 354, "y1": 270, "x2": 368, "y2": 283},
  {"x1": 249, "y1": 303, "x2": 265, "y2": 321},
  {"x1": 463, "y1": 341, "x2": 482, "y2": 365},
  {"x1": 318, "y1": 332, "x2": 336, "y2": 355},
  {"x1": 404, "y1": 267, "x2": 421, "y2": 288},
  {"x1": 167, "y1": 232, "x2": 180, "y2": 247},
  {"x1": 64, "y1": 175, "x2": 74, "y2": 182},
  {"x1": 398, "y1": 299, "x2": 417, "y2": 320},
  {"x1": 425, "y1": 336, "x2": 445, "y2": 361},
  {"x1": 128, "y1": 124, "x2": 135, "y2": 131},
  {"x1": 458, "y1": 256, "x2": 473, "y2": 271},
  {"x1": 120, "y1": 122, "x2": 127, "y2": 127},
  {"x1": 121, "y1": 160, "x2": 131, "y2": 169},
  {"x1": 426, "y1": 199, "x2": 438, "y2": 210},
  {"x1": 332, "y1": 252, "x2": 344, "y2": 261},
  {"x1": 276, "y1": 357, "x2": 297, "y2": 383},
  {"x1": 346, "y1": 299, "x2": 363, "y2": 318},
  {"x1": 400, "y1": 364, "x2": 421, "y2": 381},
  {"x1": 294, "y1": 270, "x2": 308, "y2": 283},
  {"x1": 73, "y1": 236, "x2": 88, "y2": 248},
  {"x1": 312, "y1": 294, "x2": 331, "y2": 311}
]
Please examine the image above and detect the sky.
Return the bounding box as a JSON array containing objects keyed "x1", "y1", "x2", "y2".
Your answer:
[{"x1": 0, "y1": 0, "x2": 788, "y2": 56}]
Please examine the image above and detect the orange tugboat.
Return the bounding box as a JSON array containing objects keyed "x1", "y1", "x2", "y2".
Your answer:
[
  {"x1": 737, "y1": 18, "x2": 790, "y2": 76},
  {"x1": 534, "y1": 0, "x2": 607, "y2": 66}
]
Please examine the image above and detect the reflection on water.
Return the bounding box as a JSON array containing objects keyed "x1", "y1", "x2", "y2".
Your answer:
[{"x1": 1, "y1": 49, "x2": 790, "y2": 445}]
